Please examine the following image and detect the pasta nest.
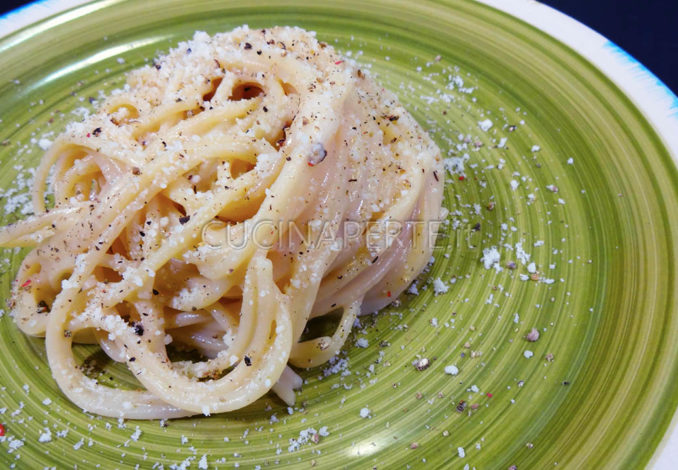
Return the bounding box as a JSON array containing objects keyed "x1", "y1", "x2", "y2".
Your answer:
[{"x1": 0, "y1": 26, "x2": 443, "y2": 418}]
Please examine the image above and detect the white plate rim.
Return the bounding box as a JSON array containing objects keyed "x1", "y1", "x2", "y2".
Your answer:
[
  {"x1": 476, "y1": 2, "x2": 678, "y2": 468},
  {"x1": 1, "y1": 0, "x2": 677, "y2": 468}
]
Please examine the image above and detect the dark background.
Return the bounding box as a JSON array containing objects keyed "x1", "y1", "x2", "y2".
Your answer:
[{"x1": 1, "y1": 0, "x2": 677, "y2": 94}]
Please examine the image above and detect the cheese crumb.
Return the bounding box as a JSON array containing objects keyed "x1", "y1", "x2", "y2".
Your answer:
[
  {"x1": 130, "y1": 426, "x2": 142, "y2": 441},
  {"x1": 477, "y1": 119, "x2": 493, "y2": 132},
  {"x1": 38, "y1": 428, "x2": 52, "y2": 443},
  {"x1": 356, "y1": 338, "x2": 369, "y2": 348},
  {"x1": 38, "y1": 138, "x2": 52, "y2": 150},
  {"x1": 432, "y1": 278, "x2": 449, "y2": 295},
  {"x1": 480, "y1": 246, "x2": 502, "y2": 272},
  {"x1": 444, "y1": 365, "x2": 459, "y2": 376}
]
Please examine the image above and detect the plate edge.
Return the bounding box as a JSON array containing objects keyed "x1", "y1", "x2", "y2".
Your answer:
[
  {"x1": 0, "y1": 0, "x2": 92, "y2": 36},
  {"x1": 475, "y1": 2, "x2": 678, "y2": 469},
  {"x1": 0, "y1": 0, "x2": 676, "y2": 467}
]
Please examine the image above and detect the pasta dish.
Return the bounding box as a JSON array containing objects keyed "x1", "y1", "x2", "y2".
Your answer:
[{"x1": 0, "y1": 26, "x2": 443, "y2": 418}]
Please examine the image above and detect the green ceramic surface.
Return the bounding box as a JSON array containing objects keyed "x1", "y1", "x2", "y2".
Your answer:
[{"x1": 0, "y1": 1, "x2": 677, "y2": 468}]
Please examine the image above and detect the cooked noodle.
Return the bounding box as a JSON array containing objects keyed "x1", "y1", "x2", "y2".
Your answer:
[{"x1": 0, "y1": 26, "x2": 444, "y2": 418}]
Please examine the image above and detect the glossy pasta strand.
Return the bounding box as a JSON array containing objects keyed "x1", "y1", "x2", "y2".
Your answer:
[{"x1": 0, "y1": 26, "x2": 444, "y2": 419}]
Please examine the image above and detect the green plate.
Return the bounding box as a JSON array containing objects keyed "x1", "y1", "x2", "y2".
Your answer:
[{"x1": 1, "y1": 1, "x2": 677, "y2": 468}]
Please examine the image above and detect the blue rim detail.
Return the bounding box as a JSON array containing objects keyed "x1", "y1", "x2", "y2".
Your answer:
[
  {"x1": 2, "y1": 1, "x2": 677, "y2": 119},
  {"x1": 603, "y1": 40, "x2": 678, "y2": 114},
  {"x1": 0, "y1": 0, "x2": 55, "y2": 21},
  {"x1": 0, "y1": 0, "x2": 675, "y2": 464}
]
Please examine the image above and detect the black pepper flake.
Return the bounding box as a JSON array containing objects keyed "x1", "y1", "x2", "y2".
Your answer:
[
  {"x1": 433, "y1": 170, "x2": 439, "y2": 182},
  {"x1": 256, "y1": 50, "x2": 262, "y2": 55},
  {"x1": 472, "y1": 222, "x2": 481, "y2": 231},
  {"x1": 372, "y1": 256, "x2": 379, "y2": 264},
  {"x1": 263, "y1": 106, "x2": 268, "y2": 112},
  {"x1": 562, "y1": 381, "x2": 570, "y2": 386},
  {"x1": 133, "y1": 322, "x2": 144, "y2": 336},
  {"x1": 129, "y1": 357, "x2": 136, "y2": 362},
  {"x1": 63, "y1": 330, "x2": 72, "y2": 338},
  {"x1": 132, "y1": 167, "x2": 141, "y2": 175},
  {"x1": 244, "y1": 42, "x2": 252, "y2": 49},
  {"x1": 244, "y1": 355, "x2": 252, "y2": 366},
  {"x1": 388, "y1": 115, "x2": 400, "y2": 121},
  {"x1": 414, "y1": 358, "x2": 430, "y2": 371},
  {"x1": 139, "y1": 231, "x2": 145, "y2": 237},
  {"x1": 186, "y1": 47, "x2": 192, "y2": 54},
  {"x1": 152, "y1": 289, "x2": 159, "y2": 296},
  {"x1": 179, "y1": 215, "x2": 191, "y2": 225},
  {"x1": 92, "y1": 127, "x2": 102, "y2": 137},
  {"x1": 37, "y1": 300, "x2": 50, "y2": 314},
  {"x1": 456, "y1": 400, "x2": 467, "y2": 412}
]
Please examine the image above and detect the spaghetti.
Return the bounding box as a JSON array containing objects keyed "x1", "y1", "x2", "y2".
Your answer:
[{"x1": 0, "y1": 26, "x2": 444, "y2": 418}]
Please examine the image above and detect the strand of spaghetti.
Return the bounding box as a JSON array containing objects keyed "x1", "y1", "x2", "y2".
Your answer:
[
  {"x1": 101, "y1": 253, "x2": 290, "y2": 413},
  {"x1": 43, "y1": 284, "x2": 192, "y2": 418},
  {"x1": 35, "y1": 131, "x2": 271, "y2": 296},
  {"x1": 270, "y1": 366, "x2": 304, "y2": 406},
  {"x1": 0, "y1": 203, "x2": 88, "y2": 247},
  {"x1": 289, "y1": 299, "x2": 361, "y2": 368},
  {"x1": 0, "y1": 26, "x2": 444, "y2": 418},
  {"x1": 99, "y1": 158, "x2": 277, "y2": 308},
  {"x1": 100, "y1": 85, "x2": 355, "y2": 307},
  {"x1": 363, "y1": 171, "x2": 444, "y2": 313},
  {"x1": 311, "y1": 215, "x2": 417, "y2": 317},
  {"x1": 31, "y1": 96, "x2": 259, "y2": 212}
]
